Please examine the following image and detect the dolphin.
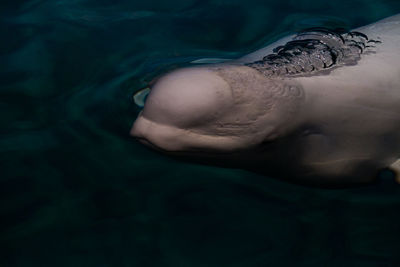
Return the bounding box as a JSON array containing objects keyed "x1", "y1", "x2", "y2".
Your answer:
[{"x1": 130, "y1": 14, "x2": 400, "y2": 187}]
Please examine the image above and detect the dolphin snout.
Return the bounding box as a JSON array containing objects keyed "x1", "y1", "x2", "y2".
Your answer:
[
  {"x1": 130, "y1": 67, "x2": 235, "y2": 152},
  {"x1": 138, "y1": 67, "x2": 232, "y2": 128},
  {"x1": 130, "y1": 114, "x2": 187, "y2": 152},
  {"x1": 130, "y1": 115, "x2": 158, "y2": 150}
]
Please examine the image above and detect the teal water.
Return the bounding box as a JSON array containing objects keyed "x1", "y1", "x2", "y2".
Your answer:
[{"x1": 2, "y1": 1, "x2": 400, "y2": 266}]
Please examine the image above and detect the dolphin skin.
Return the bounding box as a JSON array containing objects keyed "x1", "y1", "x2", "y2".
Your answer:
[{"x1": 131, "y1": 14, "x2": 400, "y2": 187}]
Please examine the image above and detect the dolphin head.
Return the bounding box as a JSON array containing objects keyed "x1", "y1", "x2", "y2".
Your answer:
[{"x1": 130, "y1": 65, "x2": 304, "y2": 160}]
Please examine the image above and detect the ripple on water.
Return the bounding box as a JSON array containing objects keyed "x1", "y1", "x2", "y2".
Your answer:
[{"x1": 2, "y1": 1, "x2": 400, "y2": 266}]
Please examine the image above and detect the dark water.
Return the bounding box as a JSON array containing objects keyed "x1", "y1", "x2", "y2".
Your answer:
[{"x1": 2, "y1": 1, "x2": 400, "y2": 266}]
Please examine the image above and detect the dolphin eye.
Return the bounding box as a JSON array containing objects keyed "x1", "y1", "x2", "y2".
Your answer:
[{"x1": 133, "y1": 87, "x2": 151, "y2": 108}]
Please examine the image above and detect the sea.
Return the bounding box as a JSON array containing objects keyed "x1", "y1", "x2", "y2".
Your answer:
[{"x1": 1, "y1": 0, "x2": 400, "y2": 266}]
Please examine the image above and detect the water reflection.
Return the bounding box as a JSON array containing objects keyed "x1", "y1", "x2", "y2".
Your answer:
[{"x1": 2, "y1": 0, "x2": 400, "y2": 266}]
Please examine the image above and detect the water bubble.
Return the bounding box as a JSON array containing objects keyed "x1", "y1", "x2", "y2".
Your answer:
[{"x1": 133, "y1": 87, "x2": 151, "y2": 108}]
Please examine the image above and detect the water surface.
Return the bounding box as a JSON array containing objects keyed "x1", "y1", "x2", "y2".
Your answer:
[{"x1": 2, "y1": 0, "x2": 400, "y2": 266}]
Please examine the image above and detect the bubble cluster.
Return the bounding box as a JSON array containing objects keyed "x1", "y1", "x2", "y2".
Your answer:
[{"x1": 246, "y1": 27, "x2": 381, "y2": 77}]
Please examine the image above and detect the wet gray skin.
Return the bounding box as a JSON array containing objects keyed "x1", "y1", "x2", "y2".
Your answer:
[{"x1": 131, "y1": 14, "x2": 400, "y2": 187}]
